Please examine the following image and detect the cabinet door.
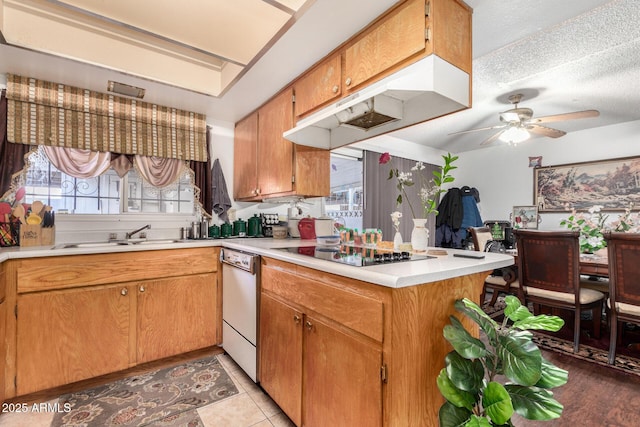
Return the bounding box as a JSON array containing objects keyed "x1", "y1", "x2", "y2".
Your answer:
[
  {"x1": 303, "y1": 315, "x2": 382, "y2": 427},
  {"x1": 137, "y1": 273, "x2": 217, "y2": 364},
  {"x1": 259, "y1": 294, "x2": 303, "y2": 426},
  {"x1": 234, "y1": 112, "x2": 259, "y2": 199},
  {"x1": 294, "y1": 55, "x2": 342, "y2": 118},
  {"x1": 257, "y1": 88, "x2": 294, "y2": 196},
  {"x1": 344, "y1": 0, "x2": 425, "y2": 91},
  {"x1": 16, "y1": 284, "x2": 132, "y2": 395}
]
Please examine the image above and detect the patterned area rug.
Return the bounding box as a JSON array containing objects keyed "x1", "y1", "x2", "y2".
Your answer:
[
  {"x1": 531, "y1": 333, "x2": 640, "y2": 378},
  {"x1": 51, "y1": 355, "x2": 238, "y2": 427}
]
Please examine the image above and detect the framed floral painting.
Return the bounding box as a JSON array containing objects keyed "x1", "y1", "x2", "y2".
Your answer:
[
  {"x1": 512, "y1": 205, "x2": 539, "y2": 229},
  {"x1": 534, "y1": 156, "x2": 640, "y2": 212}
]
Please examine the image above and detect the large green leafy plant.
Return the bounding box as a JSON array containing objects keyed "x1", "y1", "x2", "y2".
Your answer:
[{"x1": 437, "y1": 296, "x2": 568, "y2": 426}]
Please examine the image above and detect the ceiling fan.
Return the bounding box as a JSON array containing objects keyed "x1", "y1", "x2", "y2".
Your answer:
[{"x1": 450, "y1": 93, "x2": 600, "y2": 146}]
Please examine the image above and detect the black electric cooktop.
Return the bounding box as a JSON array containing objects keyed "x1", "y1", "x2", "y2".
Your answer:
[{"x1": 277, "y1": 245, "x2": 433, "y2": 267}]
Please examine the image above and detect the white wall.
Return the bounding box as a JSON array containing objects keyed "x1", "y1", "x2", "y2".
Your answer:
[{"x1": 453, "y1": 119, "x2": 640, "y2": 230}]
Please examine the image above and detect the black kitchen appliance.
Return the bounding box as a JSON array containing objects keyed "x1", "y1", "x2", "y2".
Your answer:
[{"x1": 278, "y1": 245, "x2": 433, "y2": 267}]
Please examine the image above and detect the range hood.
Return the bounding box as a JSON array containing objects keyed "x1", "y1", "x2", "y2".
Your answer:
[{"x1": 283, "y1": 55, "x2": 470, "y2": 150}]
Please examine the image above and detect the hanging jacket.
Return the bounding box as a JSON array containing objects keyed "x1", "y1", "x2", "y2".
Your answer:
[
  {"x1": 459, "y1": 188, "x2": 483, "y2": 241},
  {"x1": 435, "y1": 223, "x2": 464, "y2": 248},
  {"x1": 435, "y1": 188, "x2": 463, "y2": 229}
]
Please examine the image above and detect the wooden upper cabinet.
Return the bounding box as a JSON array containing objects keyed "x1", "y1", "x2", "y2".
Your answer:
[
  {"x1": 257, "y1": 88, "x2": 295, "y2": 197},
  {"x1": 344, "y1": 0, "x2": 426, "y2": 92},
  {"x1": 233, "y1": 112, "x2": 259, "y2": 199},
  {"x1": 429, "y1": 0, "x2": 473, "y2": 74},
  {"x1": 233, "y1": 87, "x2": 329, "y2": 201},
  {"x1": 294, "y1": 54, "x2": 342, "y2": 119}
]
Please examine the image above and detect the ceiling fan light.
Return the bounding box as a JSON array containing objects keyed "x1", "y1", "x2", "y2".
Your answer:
[{"x1": 499, "y1": 126, "x2": 530, "y2": 144}]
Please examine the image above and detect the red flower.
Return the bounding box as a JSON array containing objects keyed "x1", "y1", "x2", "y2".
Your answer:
[{"x1": 379, "y1": 152, "x2": 391, "y2": 165}]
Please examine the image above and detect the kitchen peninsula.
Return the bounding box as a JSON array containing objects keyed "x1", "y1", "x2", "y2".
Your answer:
[{"x1": 0, "y1": 239, "x2": 512, "y2": 426}]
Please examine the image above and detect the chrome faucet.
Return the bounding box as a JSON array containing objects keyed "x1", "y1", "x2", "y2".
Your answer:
[{"x1": 126, "y1": 224, "x2": 151, "y2": 239}]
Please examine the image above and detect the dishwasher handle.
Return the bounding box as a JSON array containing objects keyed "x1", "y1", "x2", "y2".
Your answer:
[{"x1": 220, "y1": 248, "x2": 258, "y2": 274}]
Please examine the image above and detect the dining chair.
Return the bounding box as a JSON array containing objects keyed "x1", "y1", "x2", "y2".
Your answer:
[
  {"x1": 604, "y1": 232, "x2": 640, "y2": 365},
  {"x1": 515, "y1": 229, "x2": 605, "y2": 353},
  {"x1": 468, "y1": 226, "x2": 519, "y2": 306}
]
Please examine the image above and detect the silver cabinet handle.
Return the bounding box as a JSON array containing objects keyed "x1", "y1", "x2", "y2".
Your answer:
[
  {"x1": 345, "y1": 77, "x2": 352, "y2": 86},
  {"x1": 139, "y1": 285, "x2": 145, "y2": 293},
  {"x1": 294, "y1": 314, "x2": 301, "y2": 324},
  {"x1": 305, "y1": 320, "x2": 313, "y2": 331},
  {"x1": 121, "y1": 288, "x2": 128, "y2": 296},
  {"x1": 332, "y1": 85, "x2": 339, "y2": 93}
]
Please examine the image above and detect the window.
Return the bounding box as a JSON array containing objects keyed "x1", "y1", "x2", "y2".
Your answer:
[
  {"x1": 23, "y1": 150, "x2": 194, "y2": 214},
  {"x1": 324, "y1": 154, "x2": 363, "y2": 231}
]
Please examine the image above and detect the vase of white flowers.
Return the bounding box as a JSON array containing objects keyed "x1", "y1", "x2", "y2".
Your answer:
[
  {"x1": 391, "y1": 211, "x2": 403, "y2": 250},
  {"x1": 380, "y1": 152, "x2": 458, "y2": 253}
]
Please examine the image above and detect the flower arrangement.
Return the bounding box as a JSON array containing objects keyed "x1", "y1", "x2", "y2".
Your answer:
[
  {"x1": 560, "y1": 204, "x2": 640, "y2": 253},
  {"x1": 390, "y1": 211, "x2": 402, "y2": 232},
  {"x1": 379, "y1": 152, "x2": 458, "y2": 218}
]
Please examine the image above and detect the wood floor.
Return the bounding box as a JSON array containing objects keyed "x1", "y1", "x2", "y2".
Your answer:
[{"x1": 512, "y1": 347, "x2": 640, "y2": 426}]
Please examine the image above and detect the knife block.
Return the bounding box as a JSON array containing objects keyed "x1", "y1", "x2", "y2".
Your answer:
[{"x1": 19, "y1": 224, "x2": 55, "y2": 247}]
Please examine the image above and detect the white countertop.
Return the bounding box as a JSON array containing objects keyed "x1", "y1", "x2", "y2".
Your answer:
[{"x1": 0, "y1": 237, "x2": 514, "y2": 288}]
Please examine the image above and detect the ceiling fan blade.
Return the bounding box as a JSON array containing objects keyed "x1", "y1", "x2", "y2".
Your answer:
[
  {"x1": 479, "y1": 130, "x2": 505, "y2": 146},
  {"x1": 449, "y1": 124, "x2": 506, "y2": 136},
  {"x1": 529, "y1": 109, "x2": 600, "y2": 124},
  {"x1": 528, "y1": 124, "x2": 566, "y2": 138}
]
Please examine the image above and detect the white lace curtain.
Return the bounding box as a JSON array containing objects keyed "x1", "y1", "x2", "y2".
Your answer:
[{"x1": 42, "y1": 146, "x2": 185, "y2": 187}]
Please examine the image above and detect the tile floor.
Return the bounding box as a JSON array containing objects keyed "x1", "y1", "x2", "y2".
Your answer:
[{"x1": 0, "y1": 354, "x2": 295, "y2": 427}]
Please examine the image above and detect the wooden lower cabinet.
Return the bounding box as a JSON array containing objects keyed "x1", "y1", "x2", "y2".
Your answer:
[
  {"x1": 0, "y1": 265, "x2": 6, "y2": 404},
  {"x1": 16, "y1": 284, "x2": 132, "y2": 395},
  {"x1": 260, "y1": 260, "x2": 384, "y2": 427},
  {"x1": 5, "y1": 247, "x2": 220, "y2": 398},
  {"x1": 137, "y1": 273, "x2": 217, "y2": 364},
  {"x1": 259, "y1": 257, "x2": 488, "y2": 427},
  {"x1": 303, "y1": 315, "x2": 382, "y2": 427},
  {"x1": 260, "y1": 294, "x2": 382, "y2": 427},
  {"x1": 260, "y1": 294, "x2": 303, "y2": 426}
]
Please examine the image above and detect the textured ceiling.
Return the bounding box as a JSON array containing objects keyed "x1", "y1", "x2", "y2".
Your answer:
[
  {"x1": 1, "y1": 0, "x2": 638, "y2": 153},
  {"x1": 386, "y1": 0, "x2": 640, "y2": 153}
]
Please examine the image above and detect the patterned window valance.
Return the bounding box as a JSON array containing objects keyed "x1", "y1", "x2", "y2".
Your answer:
[{"x1": 5, "y1": 74, "x2": 208, "y2": 162}]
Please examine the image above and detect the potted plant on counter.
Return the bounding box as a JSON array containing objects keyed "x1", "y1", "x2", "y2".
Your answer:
[{"x1": 437, "y1": 296, "x2": 568, "y2": 426}]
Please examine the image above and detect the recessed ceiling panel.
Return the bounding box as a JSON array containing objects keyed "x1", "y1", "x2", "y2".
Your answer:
[{"x1": 1, "y1": 0, "x2": 309, "y2": 96}]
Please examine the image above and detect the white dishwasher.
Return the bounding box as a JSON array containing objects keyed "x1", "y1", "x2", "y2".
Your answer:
[{"x1": 221, "y1": 248, "x2": 260, "y2": 382}]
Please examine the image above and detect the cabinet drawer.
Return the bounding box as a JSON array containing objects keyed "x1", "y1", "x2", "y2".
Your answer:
[
  {"x1": 16, "y1": 247, "x2": 218, "y2": 293},
  {"x1": 262, "y1": 266, "x2": 383, "y2": 343}
]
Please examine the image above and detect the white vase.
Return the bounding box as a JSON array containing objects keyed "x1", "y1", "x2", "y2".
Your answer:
[
  {"x1": 411, "y1": 218, "x2": 429, "y2": 253},
  {"x1": 393, "y1": 231, "x2": 403, "y2": 251}
]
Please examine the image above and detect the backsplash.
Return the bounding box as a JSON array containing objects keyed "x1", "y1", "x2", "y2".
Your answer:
[{"x1": 53, "y1": 214, "x2": 198, "y2": 244}]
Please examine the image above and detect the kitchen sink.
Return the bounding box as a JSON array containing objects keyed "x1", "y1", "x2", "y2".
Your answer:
[
  {"x1": 132, "y1": 239, "x2": 182, "y2": 245},
  {"x1": 52, "y1": 239, "x2": 184, "y2": 249},
  {"x1": 53, "y1": 241, "x2": 131, "y2": 249}
]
